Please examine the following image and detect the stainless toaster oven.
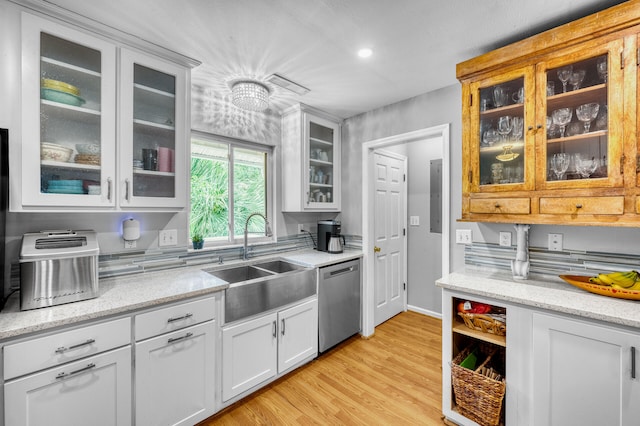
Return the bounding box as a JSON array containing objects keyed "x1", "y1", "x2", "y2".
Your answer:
[{"x1": 19, "y1": 230, "x2": 99, "y2": 310}]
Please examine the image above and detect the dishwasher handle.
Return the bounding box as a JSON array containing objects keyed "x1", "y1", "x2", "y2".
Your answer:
[{"x1": 323, "y1": 262, "x2": 359, "y2": 279}]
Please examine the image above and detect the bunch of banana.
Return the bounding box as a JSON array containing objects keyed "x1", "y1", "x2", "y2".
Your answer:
[{"x1": 589, "y1": 270, "x2": 640, "y2": 290}]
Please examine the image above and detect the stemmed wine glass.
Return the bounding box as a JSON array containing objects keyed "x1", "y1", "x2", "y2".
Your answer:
[
  {"x1": 597, "y1": 57, "x2": 608, "y2": 83},
  {"x1": 569, "y1": 69, "x2": 586, "y2": 91},
  {"x1": 575, "y1": 103, "x2": 600, "y2": 133},
  {"x1": 511, "y1": 116, "x2": 524, "y2": 141},
  {"x1": 574, "y1": 153, "x2": 598, "y2": 178},
  {"x1": 497, "y1": 116, "x2": 513, "y2": 143},
  {"x1": 550, "y1": 153, "x2": 570, "y2": 180},
  {"x1": 557, "y1": 65, "x2": 573, "y2": 93},
  {"x1": 551, "y1": 108, "x2": 573, "y2": 138}
]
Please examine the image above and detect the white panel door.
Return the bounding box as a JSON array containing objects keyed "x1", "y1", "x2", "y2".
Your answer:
[
  {"x1": 373, "y1": 152, "x2": 406, "y2": 326},
  {"x1": 135, "y1": 321, "x2": 216, "y2": 426},
  {"x1": 222, "y1": 313, "x2": 277, "y2": 401},
  {"x1": 5, "y1": 346, "x2": 131, "y2": 426},
  {"x1": 278, "y1": 298, "x2": 318, "y2": 374},
  {"x1": 532, "y1": 312, "x2": 640, "y2": 425}
]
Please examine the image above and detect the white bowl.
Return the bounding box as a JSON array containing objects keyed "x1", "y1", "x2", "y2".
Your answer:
[
  {"x1": 75, "y1": 143, "x2": 101, "y2": 155},
  {"x1": 41, "y1": 142, "x2": 73, "y2": 162}
]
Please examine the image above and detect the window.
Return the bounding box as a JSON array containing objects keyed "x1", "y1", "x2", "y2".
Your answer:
[{"x1": 190, "y1": 131, "x2": 273, "y2": 246}]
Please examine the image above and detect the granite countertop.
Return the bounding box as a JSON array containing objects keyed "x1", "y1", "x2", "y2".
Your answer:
[
  {"x1": 0, "y1": 248, "x2": 363, "y2": 342},
  {"x1": 437, "y1": 267, "x2": 640, "y2": 329}
]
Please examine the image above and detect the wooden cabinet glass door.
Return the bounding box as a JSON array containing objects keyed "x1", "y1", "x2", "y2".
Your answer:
[
  {"x1": 468, "y1": 66, "x2": 535, "y2": 193},
  {"x1": 536, "y1": 38, "x2": 624, "y2": 191}
]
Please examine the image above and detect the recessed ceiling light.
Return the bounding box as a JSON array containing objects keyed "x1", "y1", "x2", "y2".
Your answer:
[{"x1": 358, "y1": 48, "x2": 373, "y2": 58}]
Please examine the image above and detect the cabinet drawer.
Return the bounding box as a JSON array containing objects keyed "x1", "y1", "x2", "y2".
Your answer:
[
  {"x1": 135, "y1": 297, "x2": 216, "y2": 341},
  {"x1": 539, "y1": 196, "x2": 624, "y2": 215},
  {"x1": 469, "y1": 198, "x2": 530, "y2": 214},
  {"x1": 4, "y1": 317, "x2": 131, "y2": 380}
]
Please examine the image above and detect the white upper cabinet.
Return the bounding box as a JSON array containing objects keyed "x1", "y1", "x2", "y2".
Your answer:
[
  {"x1": 282, "y1": 104, "x2": 342, "y2": 212},
  {"x1": 16, "y1": 11, "x2": 191, "y2": 211},
  {"x1": 119, "y1": 49, "x2": 187, "y2": 208}
]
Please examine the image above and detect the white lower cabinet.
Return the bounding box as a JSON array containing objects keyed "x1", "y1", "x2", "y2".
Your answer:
[
  {"x1": 134, "y1": 296, "x2": 217, "y2": 426},
  {"x1": 135, "y1": 321, "x2": 216, "y2": 426},
  {"x1": 222, "y1": 298, "x2": 318, "y2": 402},
  {"x1": 5, "y1": 346, "x2": 131, "y2": 426},
  {"x1": 532, "y1": 312, "x2": 640, "y2": 426}
]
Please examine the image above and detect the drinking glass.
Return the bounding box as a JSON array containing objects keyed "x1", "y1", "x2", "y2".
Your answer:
[
  {"x1": 550, "y1": 153, "x2": 570, "y2": 180},
  {"x1": 574, "y1": 153, "x2": 598, "y2": 178},
  {"x1": 569, "y1": 69, "x2": 586, "y2": 91},
  {"x1": 497, "y1": 116, "x2": 512, "y2": 142},
  {"x1": 557, "y1": 65, "x2": 573, "y2": 93},
  {"x1": 482, "y1": 128, "x2": 500, "y2": 146},
  {"x1": 575, "y1": 103, "x2": 600, "y2": 133},
  {"x1": 551, "y1": 108, "x2": 573, "y2": 138},
  {"x1": 493, "y1": 85, "x2": 509, "y2": 107},
  {"x1": 511, "y1": 116, "x2": 524, "y2": 141},
  {"x1": 597, "y1": 57, "x2": 608, "y2": 83}
]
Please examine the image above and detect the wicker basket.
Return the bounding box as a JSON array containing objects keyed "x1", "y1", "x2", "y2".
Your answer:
[
  {"x1": 458, "y1": 312, "x2": 506, "y2": 336},
  {"x1": 451, "y1": 346, "x2": 506, "y2": 426}
]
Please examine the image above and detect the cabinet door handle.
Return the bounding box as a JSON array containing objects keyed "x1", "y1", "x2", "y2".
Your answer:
[
  {"x1": 272, "y1": 320, "x2": 277, "y2": 338},
  {"x1": 55, "y1": 339, "x2": 96, "y2": 354},
  {"x1": 168, "y1": 332, "x2": 193, "y2": 344},
  {"x1": 281, "y1": 319, "x2": 286, "y2": 336},
  {"x1": 167, "y1": 313, "x2": 193, "y2": 323},
  {"x1": 632, "y1": 346, "x2": 636, "y2": 379},
  {"x1": 107, "y1": 177, "x2": 112, "y2": 201},
  {"x1": 55, "y1": 363, "x2": 96, "y2": 380},
  {"x1": 125, "y1": 178, "x2": 130, "y2": 201}
]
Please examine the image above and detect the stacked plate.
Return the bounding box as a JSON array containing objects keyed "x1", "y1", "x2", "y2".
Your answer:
[
  {"x1": 41, "y1": 142, "x2": 73, "y2": 162},
  {"x1": 41, "y1": 78, "x2": 85, "y2": 107},
  {"x1": 46, "y1": 180, "x2": 84, "y2": 194}
]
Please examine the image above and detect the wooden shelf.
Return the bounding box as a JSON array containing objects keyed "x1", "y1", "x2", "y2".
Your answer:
[{"x1": 452, "y1": 321, "x2": 506, "y2": 347}]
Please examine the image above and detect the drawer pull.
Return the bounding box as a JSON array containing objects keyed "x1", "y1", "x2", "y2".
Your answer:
[
  {"x1": 576, "y1": 204, "x2": 583, "y2": 209},
  {"x1": 632, "y1": 346, "x2": 636, "y2": 379},
  {"x1": 55, "y1": 339, "x2": 96, "y2": 354},
  {"x1": 167, "y1": 313, "x2": 193, "y2": 323},
  {"x1": 55, "y1": 363, "x2": 96, "y2": 380},
  {"x1": 168, "y1": 332, "x2": 193, "y2": 344},
  {"x1": 494, "y1": 203, "x2": 501, "y2": 209}
]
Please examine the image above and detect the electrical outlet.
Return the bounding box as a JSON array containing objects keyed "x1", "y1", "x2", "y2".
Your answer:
[
  {"x1": 159, "y1": 229, "x2": 178, "y2": 246},
  {"x1": 297, "y1": 224, "x2": 305, "y2": 234},
  {"x1": 548, "y1": 233, "x2": 563, "y2": 251},
  {"x1": 499, "y1": 231, "x2": 512, "y2": 247},
  {"x1": 456, "y1": 229, "x2": 472, "y2": 245},
  {"x1": 124, "y1": 240, "x2": 136, "y2": 249},
  {"x1": 410, "y1": 216, "x2": 420, "y2": 226}
]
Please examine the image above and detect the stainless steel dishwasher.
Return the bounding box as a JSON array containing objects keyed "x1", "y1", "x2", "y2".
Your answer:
[{"x1": 319, "y1": 258, "x2": 361, "y2": 352}]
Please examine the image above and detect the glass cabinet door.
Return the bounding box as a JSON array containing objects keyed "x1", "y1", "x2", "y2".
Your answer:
[
  {"x1": 538, "y1": 39, "x2": 624, "y2": 190},
  {"x1": 21, "y1": 13, "x2": 117, "y2": 208},
  {"x1": 119, "y1": 49, "x2": 186, "y2": 208},
  {"x1": 470, "y1": 67, "x2": 535, "y2": 193},
  {"x1": 305, "y1": 114, "x2": 340, "y2": 209}
]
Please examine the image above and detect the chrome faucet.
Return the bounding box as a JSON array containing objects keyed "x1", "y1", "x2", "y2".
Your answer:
[{"x1": 243, "y1": 213, "x2": 272, "y2": 260}]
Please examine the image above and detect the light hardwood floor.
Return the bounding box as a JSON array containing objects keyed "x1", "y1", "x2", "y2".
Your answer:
[{"x1": 199, "y1": 311, "x2": 444, "y2": 425}]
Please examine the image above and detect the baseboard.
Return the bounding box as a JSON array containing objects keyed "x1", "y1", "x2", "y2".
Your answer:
[{"x1": 407, "y1": 305, "x2": 442, "y2": 319}]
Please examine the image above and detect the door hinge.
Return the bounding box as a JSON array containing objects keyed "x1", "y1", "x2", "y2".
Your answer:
[
  {"x1": 403, "y1": 174, "x2": 406, "y2": 182},
  {"x1": 469, "y1": 93, "x2": 473, "y2": 107},
  {"x1": 403, "y1": 282, "x2": 406, "y2": 291},
  {"x1": 621, "y1": 154, "x2": 625, "y2": 174},
  {"x1": 636, "y1": 155, "x2": 640, "y2": 173},
  {"x1": 637, "y1": 48, "x2": 640, "y2": 66},
  {"x1": 403, "y1": 228, "x2": 406, "y2": 236},
  {"x1": 621, "y1": 51, "x2": 625, "y2": 69},
  {"x1": 468, "y1": 170, "x2": 473, "y2": 183}
]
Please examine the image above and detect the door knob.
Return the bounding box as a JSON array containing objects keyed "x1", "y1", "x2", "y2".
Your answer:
[{"x1": 374, "y1": 246, "x2": 381, "y2": 253}]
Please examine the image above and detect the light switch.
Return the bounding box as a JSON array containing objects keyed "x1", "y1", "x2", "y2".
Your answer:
[{"x1": 410, "y1": 216, "x2": 420, "y2": 226}]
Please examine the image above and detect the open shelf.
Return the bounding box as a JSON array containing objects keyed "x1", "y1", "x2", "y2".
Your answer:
[{"x1": 452, "y1": 321, "x2": 506, "y2": 347}]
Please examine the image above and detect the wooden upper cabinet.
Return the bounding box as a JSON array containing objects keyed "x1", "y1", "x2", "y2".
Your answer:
[{"x1": 458, "y1": 1, "x2": 640, "y2": 226}]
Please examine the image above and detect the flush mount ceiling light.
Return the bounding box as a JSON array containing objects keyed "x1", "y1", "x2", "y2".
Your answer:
[
  {"x1": 231, "y1": 81, "x2": 270, "y2": 111},
  {"x1": 357, "y1": 48, "x2": 373, "y2": 58}
]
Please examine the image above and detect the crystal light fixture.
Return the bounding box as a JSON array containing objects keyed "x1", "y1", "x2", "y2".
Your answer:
[{"x1": 231, "y1": 81, "x2": 270, "y2": 111}]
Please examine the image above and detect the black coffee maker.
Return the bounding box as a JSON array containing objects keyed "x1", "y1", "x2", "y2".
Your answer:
[{"x1": 317, "y1": 220, "x2": 341, "y2": 252}]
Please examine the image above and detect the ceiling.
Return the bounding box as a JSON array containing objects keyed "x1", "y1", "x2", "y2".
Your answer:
[{"x1": 43, "y1": 0, "x2": 628, "y2": 119}]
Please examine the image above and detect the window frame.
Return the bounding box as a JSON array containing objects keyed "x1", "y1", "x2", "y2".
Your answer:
[{"x1": 190, "y1": 130, "x2": 275, "y2": 248}]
